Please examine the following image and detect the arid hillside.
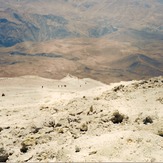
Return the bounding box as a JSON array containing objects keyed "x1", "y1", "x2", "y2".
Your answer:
[
  {"x1": 0, "y1": 0, "x2": 163, "y2": 83},
  {"x1": 0, "y1": 75, "x2": 163, "y2": 162}
]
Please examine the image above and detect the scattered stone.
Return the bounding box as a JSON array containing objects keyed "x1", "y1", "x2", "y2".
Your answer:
[
  {"x1": 20, "y1": 137, "x2": 36, "y2": 153},
  {"x1": 75, "y1": 146, "x2": 81, "y2": 152},
  {"x1": 4, "y1": 126, "x2": 10, "y2": 129},
  {"x1": 111, "y1": 111, "x2": 125, "y2": 124},
  {"x1": 90, "y1": 106, "x2": 93, "y2": 112},
  {"x1": 87, "y1": 105, "x2": 94, "y2": 115},
  {"x1": 80, "y1": 123, "x2": 88, "y2": 132},
  {"x1": 31, "y1": 125, "x2": 41, "y2": 134},
  {"x1": 0, "y1": 148, "x2": 9, "y2": 162},
  {"x1": 44, "y1": 118, "x2": 55, "y2": 128},
  {"x1": 157, "y1": 97, "x2": 163, "y2": 104},
  {"x1": 76, "y1": 110, "x2": 83, "y2": 115},
  {"x1": 94, "y1": 97, "x2": 100, "y2": 100},
  {"x1": 72, "y1": 134, "x2": 79, "y2": 139},
  {"x1": 67, "y1": 117, "x2": 81, "y2": 124},
  {"x1": 57, "y1": 128, "x2": 64, "y2": 134},
  {"x1": 2, "y1": 93, "x2": 5, "y2": 97},
  {"x1": 89, "y1": 151, "x2": 97, "y2": 155},
  {"x1": 101, "y1": 117, "x2": 109, "y2": 123},
  {"x1": 20, "y1": 144, "x2": 28, "y2": 153},
  {"x1": 139, "y1": 80, "x2": 148, "y2": 85},
  {"x1": 40, "y1": 106, "x2": 49, "y2": 110},
  {"x1": 113, "y1": 85, "x2": 124, "y2": 92},
  {"x1": 0, "y1": 127, "x2": 3, "y2": 132},
  {"x1": 69, "y1": 113, "x2": 76, "y2": 116},
  {"x1": 143, "y1": 116, "x2": 153, "y2": 125},
  {"x1": 56, "y1": 118, "x2": 68, "y2": 128},
  {"x1": 158, "y1": 130, "x2": 163, "y2": 137}
]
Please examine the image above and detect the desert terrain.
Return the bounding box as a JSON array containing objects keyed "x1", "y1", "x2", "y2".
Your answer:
[
  {"x1": 0, "y1": 75, "x2": 163, "y2": 162},
  {"x1": 0, "y1": 1, "x2": 163, "y2": 161}
]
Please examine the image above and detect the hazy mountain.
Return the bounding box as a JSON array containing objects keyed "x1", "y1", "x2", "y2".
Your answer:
[
  {"x1": 0, "y1": 0, "x2": 163, "y2": 83},
  {"x1": 0, "y1": 0, "x2": 162, "y2": 46}
]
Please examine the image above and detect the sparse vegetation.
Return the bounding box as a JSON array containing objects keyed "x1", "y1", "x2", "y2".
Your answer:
[
  {"x1": 111, "y1": 111, "x2": 125, "y2": 124},
  {"x1": 143, "y1": 116, "x2": 153, "y2": 125}
]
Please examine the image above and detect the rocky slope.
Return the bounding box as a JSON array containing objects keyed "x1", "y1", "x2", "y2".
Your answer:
[{"x1": 0, "y1": 75, "x2": 163, "y2": 162}]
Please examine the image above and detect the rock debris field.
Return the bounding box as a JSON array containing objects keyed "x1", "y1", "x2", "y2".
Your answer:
[{"x1": 0, "y1": 75, "x2": 163, "y2": 162}]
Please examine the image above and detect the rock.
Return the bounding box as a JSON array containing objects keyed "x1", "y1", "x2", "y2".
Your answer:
[
  {"x1": 90, "y1": 106, "x2": 93, "y2": 112},
  {"x1": 0, "y1": 148, "x2": 9, "y2": 162},
  {"x1": 44, "y1": 118, "x2": 55, "y2": 128},
  {"x1": 56, "y1": 118, "x2": 68, "y2": 128},
  {"x1": 89, "y1": 151, "x2": 97, "y2": 155},
  {"x1": 157, "y1": 97, "x2": 163, "y2": 104},
  {"x1": 80, "y1": 123, "x2": 88, "y2": 132},
  {"x1": 75, "y1": 146, "x2": 81, "y2": 152},
  {"x1": 67, "y1": 117, "x2": 81, "y2": 124},
  {"x1": 57, "y1": 128, "x2": 64, "y2": 134},
  {"x1": 4, "y1": 126, "x2": 10, "y2": 129},
  {"x1": 31, "y1": 125, "x2": 41, "y2": 134},
  {"x1": 0, "y1": 127, "x2": 3, "y2": 132},
  {"x1": 20, "y1": 137, "x2": 36, "y2": 153},
  {"x1": 94, "y1": 97, "x2": 100, "y2": 100},
  {"x1": 72, "y1": 134, "x2": 79, "y2": 139},
  {"x1": 113, "y1": 85, "x2": 124, "y2": 92},
  {"x1": 143, "y1": 116, "x2": 153, "y2": 125},
  {"x1": 158, "y1": 130, "x2": 163, "y2": 137},
  {"x1": 2, "y1": 93, "x2": 5, "y2": 97},
  {"x1": 69, "y1": 113, "x2": 75, "y2": 116},
  {"x1": 20, "y1": 144, "x2": 28, "y2": 153},
  {"x1": 76, "y1": 110, "x2": 83, "y2": 115}
]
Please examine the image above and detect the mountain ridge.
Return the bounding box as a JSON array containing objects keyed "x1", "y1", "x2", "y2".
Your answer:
[{"x1": 0, "y1": 0, "x2": 163, "y2": 83}]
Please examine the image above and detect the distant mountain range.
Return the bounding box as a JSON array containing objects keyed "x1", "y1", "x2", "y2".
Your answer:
[
  {"x1": 0, "y1": 0, "x2": 163, "y2": 83},
  {"x1": 0, "y1": 0, "x2": 163, "y2": 46}
]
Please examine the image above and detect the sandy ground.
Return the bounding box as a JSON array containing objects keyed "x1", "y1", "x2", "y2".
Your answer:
[{"x1": 0, "y1": 75, "x2": 163, "y2": 162}]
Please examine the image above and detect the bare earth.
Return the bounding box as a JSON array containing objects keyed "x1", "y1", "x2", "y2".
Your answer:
[{"x1": 0, "y1": 75, "x2": 163, "y2": 162}]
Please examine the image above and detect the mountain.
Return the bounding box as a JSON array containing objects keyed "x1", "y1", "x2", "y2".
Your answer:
[
  {"x1": 111, "y1": 54, "x2": 163, "y2": 76},
  {"x1": 0, "y1": 0, "x2": 163, "y2": 83},
  {"x1": 0, "y1": 0, "x2": 163, "y2": 46}
]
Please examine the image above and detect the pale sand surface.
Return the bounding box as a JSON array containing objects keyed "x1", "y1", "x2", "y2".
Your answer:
[{"x1": 0, "y1": 75, "x2": 163, "y2": 162}]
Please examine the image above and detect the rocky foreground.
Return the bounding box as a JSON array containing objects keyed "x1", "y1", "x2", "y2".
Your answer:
[{"x1": 0, "y1": 75, "x2": 163, "y2": 162}]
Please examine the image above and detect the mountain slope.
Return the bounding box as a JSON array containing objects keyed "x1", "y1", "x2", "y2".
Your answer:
[
  {"x1": 0, "y1": 0, "x2": 163, "y2": 46},
  {"x1": 111, "y1": 54, "x2": 163, "y2": 76},
  {"x1": 0, "y1": 75, "x2": 163, "y2": 162},
  {"x1": 0, "y1": 0, "x2": 162, "y2": 83}
]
